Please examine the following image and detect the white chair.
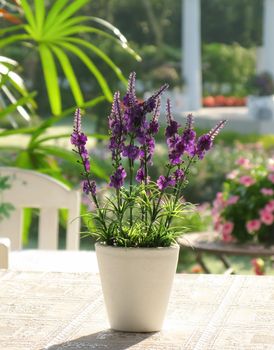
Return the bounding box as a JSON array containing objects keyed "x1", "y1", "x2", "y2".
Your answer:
[{"x1": 0, "y1": 167, "x2": 81, "y2": 269}]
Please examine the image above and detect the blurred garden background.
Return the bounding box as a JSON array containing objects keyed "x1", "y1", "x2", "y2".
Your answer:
[{"x1": 1, "y1": 0, "x2": 274, "y2": 275}]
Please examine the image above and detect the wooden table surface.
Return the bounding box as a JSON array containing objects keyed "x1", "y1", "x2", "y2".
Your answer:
[
  {"x1": 1, "y1": 270, "x2": 274, "y2": 350},
  {"x1": 9, "y1": 250, "x2": 99, "y2": 273}
]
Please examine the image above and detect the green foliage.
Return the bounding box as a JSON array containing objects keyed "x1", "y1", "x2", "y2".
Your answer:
[
  {"x1": 246, "y1": 72, "x2": 274, "y2": 96},
  {"x1": 0, "y1": 0, "x2": 140, "y2": 115},
  {"x1": 202, "y1": 43, "x2": 256, "y2": 96},
  {"x1": 201, "y1": 0, "x2": 262, "y2": 47},
  {"x1": 214, "y1": 158, "x2": 274, "y2": 244},
  {"x1": 83, "y1": 183, "x2": 194, "y2": 247},
  {"x1": 0, "y1": 98, "x2": 108, "y2": 184},
  {"x1": 0, "y1": 55, "x2": 36, "y2": 126}
]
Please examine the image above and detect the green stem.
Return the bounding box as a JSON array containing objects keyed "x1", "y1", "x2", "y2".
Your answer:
[
  {"x1": 147, "y1": 166, "x2": 172, "y2": 235},
  {"x1": 164, "y1": 156, "x2": 195, "y2": 231}
]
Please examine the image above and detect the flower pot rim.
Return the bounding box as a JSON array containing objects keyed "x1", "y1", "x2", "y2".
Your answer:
[{"x1": 95, "y1": 242, "x2": 179, "y2": 251}]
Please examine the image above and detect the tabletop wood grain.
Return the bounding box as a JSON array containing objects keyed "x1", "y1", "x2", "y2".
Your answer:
[{"x1": 1, "y1": 270, "x2": 274, "y2": 349}]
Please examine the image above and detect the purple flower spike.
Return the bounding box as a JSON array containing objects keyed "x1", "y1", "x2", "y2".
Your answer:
[
  {"x1": 123, "y1": 72, "x2": 137, "y2": 107},
  {"x1": 208, "y1": 120, "x2": 227, "y2": 140},
  {"x1": 143, "y1": 84, "x2": 168, "y2": 113},
  {"x1": 195, "y1": 134, "x2": 212, "y2": 159},
  {"x1": 83, "y1": 180, "x2": 96, "y2": 195},
  {"x1": 110, "y1": 166, "x2": 127, "y2": 189},
  {"x1": 136, "y1": 167, "x2": 145, "y2": 183},
  {"x1": 70, "y1": 109, "x2": 89, "y2": 147},
  {"x1": 174, "y1": 169, "x2": 184, "y2": 181},
  {"x1": 165, "y1": 99, "x2": 180, "y2": 138},
  {"x1": 157, "y1": 175, "x2": 176, "y2": 191},
  {"x1": 195, "y1": 120, "x2": 227, "y2": 159},
  {"x1": 73, "y1": 108, "x2": 82, "y2": 134},
  {"x1": 148, "y1": 99, "x2": 160, "y2": 135},
  {"x1": 186, "y1": 113, "x2": 194, "y2": 130},
  {"x1": 122, "y1": 145, "x2": 140, "y2": 160}
]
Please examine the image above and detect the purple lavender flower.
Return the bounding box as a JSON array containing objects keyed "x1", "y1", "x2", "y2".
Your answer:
[
  {"x1": 136, "y1": 167, "x2": 145, "y2": 183},
  {"x1": 174, "y1": 169, "x2": 184, "y2": 181},
  {"x1": 195, "y1": 134, "x2": 212, "y2": 159},
  {"x1": 165, "y1": 120, "x2": 179, "y2": 139},
  {"x1": 83, "y1": 180, "x2": 96, "y2": 195},
  {"x1": 70, "y1": 132, "x2": 87, "y2": 147},
  {"x1": 73, "y1": 108, "x2": 81, "y2": 133},
  {"x1": 108, "y1": 92, "x2": 126, "y2": 160},
  {"x1": 208, "y1": 120, "x2": 227, "y2": 140},
  {"x1": 195, "y1": 120, "x2": 227, "y2": 159},
  {"x1": 169, "y1": 150, "x2": 182, "y2": 165},
  {"x1": 157, "y1": 175, "x2": 176, "y2": 191},
  {"x1": 143, "y1": 84, "x2": 168, "y2": 113},
  {"x1": 110, "y1": 166, "x2": 127, "y2": 189},
  {"x1": 123, "y1": 72, "x2": 138, "y2": 107},
  {"x1": 148, "y1": 99, "x2": 160, "y2": 135},
  {"x1": 122, "y1": 145, "x2": 140, "y2": 160},
  {"x1": 165, "y1": 100, "x2": 180, "y2": 139},
  {"x1": 181, "y1": 115, "x2": 196, "y2": 155}
]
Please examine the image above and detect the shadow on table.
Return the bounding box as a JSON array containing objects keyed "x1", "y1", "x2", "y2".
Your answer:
[{"x1": 46, "y1": 329, "x2": 156, "y2": 349}]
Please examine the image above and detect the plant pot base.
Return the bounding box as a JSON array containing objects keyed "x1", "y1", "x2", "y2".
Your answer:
[{"x1": 95, "y1": 243, "x2": 179, "y2": 332}]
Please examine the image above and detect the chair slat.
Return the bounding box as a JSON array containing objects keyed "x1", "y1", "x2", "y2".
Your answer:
[
  {"x1": 38, "y1": 208, "x2": 59, "y2": 249},
  {"x1": 0, "y1": 209, "x2": 23, "y2": 250},
  {"x1": 66, "y1": 192, "x2": 81, "y2": 250}
]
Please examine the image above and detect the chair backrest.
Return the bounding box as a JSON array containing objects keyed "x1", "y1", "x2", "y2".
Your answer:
[{"x1": 0, "y1": 167, "x2": 81, "y2": 250}]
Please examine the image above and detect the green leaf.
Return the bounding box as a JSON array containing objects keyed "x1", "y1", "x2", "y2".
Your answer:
[
  {"x1": 43, "y1": 16, "x2": 88, "y2": 41},
  {"x1": 38, "y1": 44, "x2": 61, "y2": 115},
  {"x1": 29, "y1": 95, "x2": 106, "y2": 143},
  {"x1": 43, "y1": 0, "x2": 70, "y2": 33},
  {"x1": 0, "y1": 92, "x2": 36, "y2": 119},
  {"x1": 15, "y1": 151, "x2": 34, "y2": 168},
  {"x1": 36, "y1": 132, "x2": 108, "y2": 145},
  {"x1": 0, "y1": 25, "x2": 25, "y2": 36},
  {"x1": 48, "y1": 0, "x2": 89, "y2": 29},
  {"x1": 38, "y1": 145, "x2": 76, "y2": 160},
  {"x1": 89, "y1": 16, "x2": 142, "y2": 61},
  {"x1": 34, "y1": 0, "x2": 45, "y2": 36},
  {"x1": 0, "y1": 127, "x2": 36, "y2": 137},
  {"x1": 60, "y1": 41, "x2": 113, "y2": 101},
  {"x1": 0, "y1": 34, "x2": 30, "y2": 49},
  {"x1": 21, "y1": 0, "x2": 37, "y2": 31},
  {"x1": 22, "y1": 208, "x2": 32, "y2": 245},
  {"x1": 51, "y1": 45, "x2": 84, "y2": 106},
  {"x1": 67, "y1": 37, "x2": 127, "y2": 84}
]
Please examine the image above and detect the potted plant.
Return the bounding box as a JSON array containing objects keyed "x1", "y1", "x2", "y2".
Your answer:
[
  {"x1": 246, "y1": 71, "x2": 274, "y2": 121},
  {"x1": 71, "y1": 72, "x2": 226, "y2": 332}
]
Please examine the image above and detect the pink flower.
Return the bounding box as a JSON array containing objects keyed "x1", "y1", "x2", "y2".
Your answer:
[
  {"x1": 260, "y1": 188, "x2": 274, "y2": 196},
  {"x1": 222, "y1": 221, "x2": 234, "y2": 242},
  {"x1": 214, "y1": 217, "x2": 222, "y2": 231},
  {"x1": 213, "y1": 192, "x2": 226, "y2": 210},
  {"x1": 226, "y1": 170, "x2": 239, "y2": 180},
  {"x1": 268, "y1": 173, "x2": 274, "y2": 183},
  {"x1": 265, "y1": 200, "x2": 274, "y2": 213},
  {"x1": 246, "y1": 219, "x2": 261, "y2": 234},
  {"x1": 236, "y1": 157, "x2": 251, "y2": 169},
  {"x1": 260, "y1": 209, "x2": 274, "y2": 226},
  {"x1": 226, "y1": 195, "x2": 239, "y2": 205},
  {"x1": 239, "y1": 175, "x2": 255, "y2": 187}
]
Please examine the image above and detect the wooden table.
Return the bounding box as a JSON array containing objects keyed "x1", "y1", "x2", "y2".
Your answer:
[
  {"x1": 178, "y1": 232, "x2": 274, "y2": 274},
  {"x1": 1, "y1": 270, "x2": 274, "y2": 349},
  {"x1": 9, "y1": 249, "x2": 99, "y2": 273}
]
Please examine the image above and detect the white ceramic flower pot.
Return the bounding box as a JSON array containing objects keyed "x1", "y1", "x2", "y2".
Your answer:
[
  {"x1": 247, "y1": 95, "x2": 274, "y2": 121},
  {"x1": 95, "y1": 243, "x2": 179, "y2": 332}
]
